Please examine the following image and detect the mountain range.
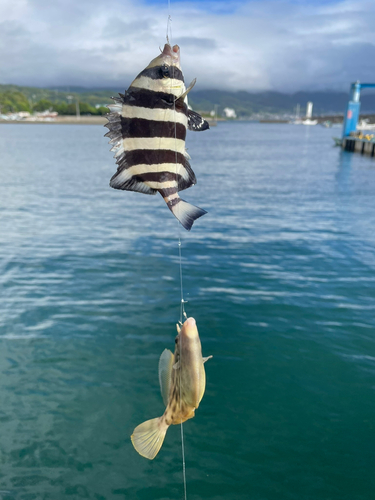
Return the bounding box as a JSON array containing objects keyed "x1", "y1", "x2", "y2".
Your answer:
[{"x1": 189, "y1": 89, "x2": 375, "y2": 117}]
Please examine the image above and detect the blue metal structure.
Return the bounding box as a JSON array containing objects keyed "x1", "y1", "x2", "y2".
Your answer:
[{"x1": 343, "y1": 81, "x2": 375, "y2": 138}]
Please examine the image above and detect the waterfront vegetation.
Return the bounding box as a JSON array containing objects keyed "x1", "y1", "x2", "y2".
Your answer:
[{"x1": 0, "y1": 86, "x2": 109, "y2": 115}]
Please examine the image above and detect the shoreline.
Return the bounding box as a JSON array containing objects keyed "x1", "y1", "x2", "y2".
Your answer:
[
  {"x1": 0, "y1": 116, "x2": 221, "y2": 126},
  {"x1": 0, "y1": 116, "x2": 108, "y2": 125}
]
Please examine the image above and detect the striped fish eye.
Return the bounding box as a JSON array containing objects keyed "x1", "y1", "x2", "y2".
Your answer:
[{"x1": 160, "y1": 64, "x2": 170, "y2": 78}]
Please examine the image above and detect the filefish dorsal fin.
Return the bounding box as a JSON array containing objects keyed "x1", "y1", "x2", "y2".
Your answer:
[
  {"x1": 188, "y1": 110, "x2": 210, "y2": 132},
  {"x1": 158, "y1": 349, "x2": 174, "y2": 406}
]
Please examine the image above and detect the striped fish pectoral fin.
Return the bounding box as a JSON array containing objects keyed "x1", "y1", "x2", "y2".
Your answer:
[
  {"x1": 167, "y1": 196, "x2": 207, "y2": 231},
  {"x1": 131, "y1": 417, "x2": 168, "y2": 460},
  {"x1": 188, "y1": 110, "x2": 210, "y2": 132},
  {"x1": 176, "y1": 78, "x2": 196, "y2": 102},
  {"x1": 158, "y1": 349, "x2": 174, "y2": 406}
]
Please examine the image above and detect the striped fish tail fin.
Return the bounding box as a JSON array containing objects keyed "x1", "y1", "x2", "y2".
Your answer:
[
  {"x1": 131, "y1": 417, "x2": 168, "y2": 460},
  {"x1": 166, "y1": 195, "x2": 207, "y2": 231}
]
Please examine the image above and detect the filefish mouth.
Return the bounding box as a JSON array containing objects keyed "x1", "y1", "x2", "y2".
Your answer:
[{"x1": 181, "y1": 317, "x2": 198, "y2": 339}]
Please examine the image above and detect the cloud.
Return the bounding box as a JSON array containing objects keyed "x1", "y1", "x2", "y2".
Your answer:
[
  {"x1": 176, "y1": 37, "x2": 217, "y2": 50},
  {"x1": 0, "y1": 0, "x2": 375, "y2": 91}
]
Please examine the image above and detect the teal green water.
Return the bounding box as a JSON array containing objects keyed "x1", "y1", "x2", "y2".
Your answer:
[{"x1": 0, "y1": 122, "x2": 375, "y2": 499}]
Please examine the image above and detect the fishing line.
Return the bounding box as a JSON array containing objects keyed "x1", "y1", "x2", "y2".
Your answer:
[
  {"x1": 180, "y1": 413, "x2": 187, "y2": 500},
  {"x1": 166, "y1": 2, "x2": 188, "y2": 498},
  {"x1": 172, "y1": 60, "x2": 189, "y2": 500},
  {"x1": 166, "y1": 0, "x2": 172, "y2": 46},
  {"x1": 178, "y1": 238, "x2": 187, "y2": 324},
  {"x1": 166, "y1": 15, "x2": 172, "y2": 45}
]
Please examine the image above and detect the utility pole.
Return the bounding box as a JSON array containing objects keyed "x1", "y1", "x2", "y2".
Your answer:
[{"x1": 75, "y1": 98, "x2": 80, "y2": 121}]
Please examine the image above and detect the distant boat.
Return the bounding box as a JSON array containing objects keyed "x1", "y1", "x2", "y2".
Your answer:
[
  {"x1": 208, "y1": 104, "x2": 218, "y2": 126},
  {"x1": 291, "y1": 103, "x2": 302, "y2": 124},
  {"x1": 302, "y1": 102, "x2": 317, "y2": 125},
  {"x1": 291, "y1": 102, "x2": 317, "y2": 125},
  {"x1": 357, "y1": 119, "x2": 375, "y2": 131},
  {"x1": 302, "y1": 118, "x2": 318, "y2": 126},
  {"x1": 322, "y1": 121, "x2": 342, "y2": 128},
  {"x1": 333, "y1": 137, "x2": 342, "y2": 147},
  {"x1": 207, "y1": 118, "x2": 217, "y2": 127}
]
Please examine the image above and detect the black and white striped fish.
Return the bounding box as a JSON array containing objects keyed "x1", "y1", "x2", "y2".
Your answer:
[{"x1": 105, "y1": 43, "x2": 209, "y2": 231}]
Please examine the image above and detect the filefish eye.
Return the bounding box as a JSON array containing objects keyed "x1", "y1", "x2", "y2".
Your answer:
[
  {"x1": 160, "y1": 64, "x2": 170, "y2": 78},
  {"x1": 175, "y1": 336, "x2": 178, "y2": 343}
]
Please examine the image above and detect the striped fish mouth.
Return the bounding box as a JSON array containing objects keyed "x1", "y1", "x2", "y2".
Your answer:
[
  {"x1": 161, "y1": 44, "x2": 180, "y2": 61},
  {"x1": 157, "y1": 44, "x2": 180, "y2": 71}
]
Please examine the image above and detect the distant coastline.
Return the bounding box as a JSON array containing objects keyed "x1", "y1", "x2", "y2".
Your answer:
[
  {"x1": 3, "y1": 83, "x2": 375, "y2": 121},
  {"x1": 0, "y1": 116, "x2": 221, "y2": 126},
  {"x1": 0, "y1": 115, "x2": 107, "y2": 125}
]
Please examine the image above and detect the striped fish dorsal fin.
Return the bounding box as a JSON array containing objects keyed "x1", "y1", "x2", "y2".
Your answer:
[{"x1": 158, "y1": 349, "x2": 174, "y2": 407}]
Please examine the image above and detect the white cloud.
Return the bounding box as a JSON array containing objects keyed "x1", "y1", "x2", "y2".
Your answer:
[{"x1": 0, "y1": 0, "x2": 375, "y2": 91}]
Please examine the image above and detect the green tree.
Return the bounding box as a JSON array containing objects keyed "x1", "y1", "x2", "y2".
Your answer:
[
  {"x1": 0, "y1": 90, "x2": 31, "y2": 113},
  {"x1": 54, "y1": 102, "x2": 68, "y2": 115},
  {"x1": 96, "y1": 106, "x2": 109, "y2": 115},
  {"x1": 79, "y1": 102, "x2": 96, "y2": 115},
  {"x1": 33, "y1": 99, "x2": 54, "y2": 112}
]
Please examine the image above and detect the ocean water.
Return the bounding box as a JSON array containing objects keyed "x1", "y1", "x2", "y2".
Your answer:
[{"x1": 0, "y1": 122, "x2": 374, "y2": 500}]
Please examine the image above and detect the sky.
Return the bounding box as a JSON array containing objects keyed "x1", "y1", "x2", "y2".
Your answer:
[{"x1": 1, "y1": 0, "x2": 375, "y2": 92}]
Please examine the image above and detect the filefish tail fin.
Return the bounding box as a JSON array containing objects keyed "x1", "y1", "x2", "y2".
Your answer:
[
  {"x1": 131, "y1": 417, "x2": 168, "y2": 460},
  {"x1": 167, "y1": 197, "x2": 207, "y2": 231}
]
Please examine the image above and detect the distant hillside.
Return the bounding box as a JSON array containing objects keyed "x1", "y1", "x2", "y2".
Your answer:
[
  {"x1": 0, "y1": 84, "x2": 116, "y2": 108},
  {"x1": 0, "y1": 85, "x2": 112, "y2": 115},
  {"x1": 188, "y1": 90, "x2": 375, "y2": 116},
  {"x1": 2, "y1": 84, "x2": 375, "y2": 117}
]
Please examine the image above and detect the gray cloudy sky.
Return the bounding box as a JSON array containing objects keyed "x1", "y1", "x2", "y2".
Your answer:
[{"x1": 1, "y1": 0, "x2": 375, "y2": 92}]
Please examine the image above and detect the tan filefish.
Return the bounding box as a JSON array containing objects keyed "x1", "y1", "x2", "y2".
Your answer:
[
  {"x1": 105, "y1": 43, "x2": 209, "y2": 231},
  {"x1": 131, "y1": 317, "x2": 212, "y2": 459}
]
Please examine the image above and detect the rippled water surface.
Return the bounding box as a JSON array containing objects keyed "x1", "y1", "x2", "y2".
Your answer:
[{"x1": 0, "y1": 122, "x2": 375, "y2": 500}]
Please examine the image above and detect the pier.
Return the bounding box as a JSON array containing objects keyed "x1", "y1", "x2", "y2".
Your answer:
[
  {"x1": 343, "y1": 136, "x2": 375, "y2": 156},
  {"x1": 341, "y1": 81, "x2": 375, "y2": 156}
]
